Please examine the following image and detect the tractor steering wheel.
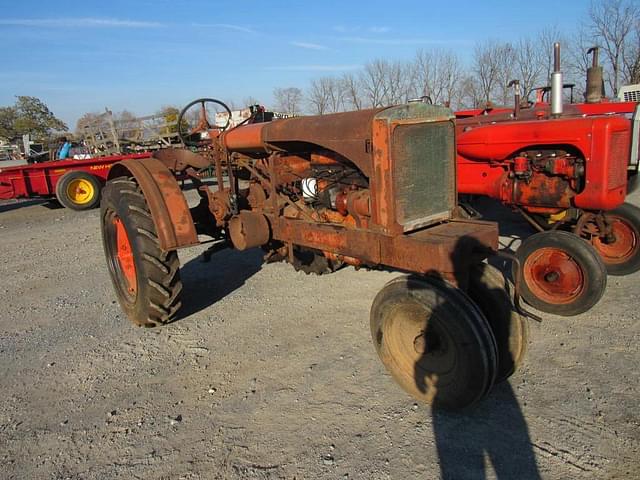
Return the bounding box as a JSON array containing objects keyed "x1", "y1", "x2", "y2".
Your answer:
[{"x1": 177, "y1": 98, "x2": 232, "y2": 146}]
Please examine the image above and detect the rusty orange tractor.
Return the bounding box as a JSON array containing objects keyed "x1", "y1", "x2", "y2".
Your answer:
[{"x1": 100, "y1": 100, "x2": 532, "y2": 410}]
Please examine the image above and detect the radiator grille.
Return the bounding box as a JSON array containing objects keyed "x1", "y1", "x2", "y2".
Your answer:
[
  {"x1": 609, "y1": 131, "x2": 629, "y2": 189},
  {"x1": 392, "y1": 121, "x2": 454, "y2": 229}
]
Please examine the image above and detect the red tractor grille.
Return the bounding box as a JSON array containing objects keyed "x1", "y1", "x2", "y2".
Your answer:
[{"x1": 609, "y1": 131, "x2": 629, "y2": 190}]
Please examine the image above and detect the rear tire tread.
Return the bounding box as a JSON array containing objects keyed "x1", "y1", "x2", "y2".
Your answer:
[{"x1": 101, "y1": 176, "x2": 182, "y2": 327}]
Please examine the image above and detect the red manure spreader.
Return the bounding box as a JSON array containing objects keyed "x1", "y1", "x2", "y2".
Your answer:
[
  {"x1": 0, "y1": 153, "x2": 152, "y2": 210},
  {"x1": 99, "y1": 99, "x2": 534, "y2": 410},
  {"x1": 456, "y1": 44, "x2": 640, "y2": 316}
]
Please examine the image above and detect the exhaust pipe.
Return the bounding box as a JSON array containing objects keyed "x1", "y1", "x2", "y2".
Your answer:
[
  {"x1": 551, "y1": 42, "x2": 563, "y2": 117},
  {"x1": 586, "y1": 47, "x2": 605, "y2": 103},
  {"x1": 507, "y1": 79, "x2": 521, "y2": 118}
]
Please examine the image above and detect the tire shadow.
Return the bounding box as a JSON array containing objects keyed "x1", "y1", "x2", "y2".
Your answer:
[
  {"x1": 174, "y1": 247, "x2": 264, "y2": 320},
  {"x1": 413, "y1": 236, "x2": 540, "y2": 479},
  {"x1": 431, "y1": 382, "x2": 540, "y2": 480}
]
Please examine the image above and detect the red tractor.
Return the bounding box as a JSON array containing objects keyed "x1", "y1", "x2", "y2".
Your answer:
[
  {"x1": 455, "y1": 43, "x2": 640, "y2": 316},
  {"x1": 99, "y1": 100, "x2": 535, "y2": 410}
]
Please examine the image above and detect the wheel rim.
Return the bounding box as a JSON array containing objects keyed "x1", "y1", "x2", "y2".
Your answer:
[
  {"x1": 66, "y1": 178, "x2": 95, "y2": 205},
  {"x1": 592, "y1": 216, "x2": 638, "y2": 265},
  {"x1": 381, "y1": 301, "x2": 456, "y2": 402},
  {"x1": 523, "y1": 247, "x2": 584, "y2": 304},
  {"x1": 111, "y1": 215, "x2": 137, "y2": 298}
]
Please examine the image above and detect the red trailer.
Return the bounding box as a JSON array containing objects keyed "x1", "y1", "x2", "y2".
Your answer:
[{"x1": 0, "y1": 153, "x2": 152, "y2": 210}]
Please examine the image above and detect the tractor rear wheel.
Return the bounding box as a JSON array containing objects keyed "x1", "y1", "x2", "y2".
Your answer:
[
  {"x1": 467, "y1": 263, "x2": 528, "y2": 383},
  {"x1": 101, "y1": 176, "x2": 182, "y2": 327},
  {"x1": 370, "y1": 275, "x2": 497, "y2": 410},
  {"x1": 56, "y1": 171, "x2": 101, "y2": 210},
  {"x1": 577, "y1": 204, "x2": 640, "y2": 276},
  {"x1": 513, "y1": 230, "x2": 607, "y2": 316}
]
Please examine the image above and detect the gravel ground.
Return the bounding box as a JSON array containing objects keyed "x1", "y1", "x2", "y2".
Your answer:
[{"x1": 0, "y1": 192, "x2": 638, "y2": 480}]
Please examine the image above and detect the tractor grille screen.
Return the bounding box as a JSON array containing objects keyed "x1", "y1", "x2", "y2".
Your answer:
[
  {"x1": 392, "y1": 121, "x2": 454, "y2": 229},
  {"x1": 609, "y1": 130, "x2": 629, "y2": 190}
]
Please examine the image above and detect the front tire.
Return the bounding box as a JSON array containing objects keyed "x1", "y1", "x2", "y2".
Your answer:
[
  {"x1": 514, "y1": 230, "x2": 607, "y2": 316},
  {"x1": 370, "y1": 275, "x2": 497, "y2": 410},
  {"x1": 101, "y1": 176, "x2": 182, "y2": 327},
  {"x1": 56, "y1": 171, "x2": 101, "y2": 210},
  {"x1": 583, "y1": 204, "x2": 640, "y2": 276}
]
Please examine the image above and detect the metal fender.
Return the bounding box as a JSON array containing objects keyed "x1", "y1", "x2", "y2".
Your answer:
[{"x1": 108, "y1": 157, "x2": 199, "y2": 251}]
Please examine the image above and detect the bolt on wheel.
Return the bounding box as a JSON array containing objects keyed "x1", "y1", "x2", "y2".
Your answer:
[
  {"x1": 514, "y1": 230, "x2": 607, "y2": 316},
  {"x1": 370, "y1": 275, "x2": 497, "y2": 411}
]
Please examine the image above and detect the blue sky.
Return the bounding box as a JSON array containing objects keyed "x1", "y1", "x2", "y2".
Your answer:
[{"x1": 0, "y1": 0, "x2": 591, "y2": 128}]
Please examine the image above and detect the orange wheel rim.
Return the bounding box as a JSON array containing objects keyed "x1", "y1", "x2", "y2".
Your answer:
[
  {"x1": 523, "y1": 247, "x2": 584, "y2": 305},
  {"x1": 593, "y1": 217, "x2": 638, "y2": 265},
  {"x1": 113, "y1": 217, "x2": 137, "y2": 295}
]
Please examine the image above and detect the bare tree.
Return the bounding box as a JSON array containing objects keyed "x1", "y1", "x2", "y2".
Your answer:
[
  {"x1": 307, "y1": 77, "x2": 345, "y2": 115},
  {"x1": 565, "y1": 27, "x2": 593, "y2": 99},
  {"x1": 589, "y1": 0, "x2": 638, "y2": 95},
  {"x1": 410, "y1": 50, "x2": 464, "y2": 106},
  {"x1": 359, "y1": 59, "x2": 412, "y2": 108},
  {"x1": 341, "y1": 73, "x2": 364, "y2": 110},
  {"x1": 622, "y1": 16, "x2": 640, "y2": 84},
  {"x1": 472, "y1": 40, "x2": 513, "y2": 106},
  {"x1": 458, "y1": 75, "x2": 485, "y2": 109},
  {"x1": 513, "y1": 38, "x2": 545, "y2": 102},
  {"x1": 273, "y1": 87, "x2": 303, "y2": 115},
  {"x1": 359, "y1": 60, "x2": 388, "y2": 108}
]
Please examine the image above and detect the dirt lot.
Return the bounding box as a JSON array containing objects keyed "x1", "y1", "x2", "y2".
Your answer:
[{"x1": 0, "y1": 192, "x2": 639, "y2": 480}]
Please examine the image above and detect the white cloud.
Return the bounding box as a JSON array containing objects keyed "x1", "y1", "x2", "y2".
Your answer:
[
  {"x1": 290, "y1": 41, "x2": 328, "y2": 50},
  {"x1": 265, "y1": 64, "x2": 361, "y2": 72},
  {"x1": 0, "y1": 17, "x2": 163, "y2": 28},
  {"x1": 369, "y1": 26, "x2": 390, "y2": 33},
  {"x1": 191, "y1": 23, "x2": 255, "y2": 34}
]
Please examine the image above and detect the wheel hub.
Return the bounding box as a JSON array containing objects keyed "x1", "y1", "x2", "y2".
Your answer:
[
  {"x1": 524, "y1": 247, "x2": 584, "y2": 304},
  {"x1": 593, "y1": 217, "x2": 638, "y2": 265},
  {"x1": 66, "y1": 178, "x2": 94, "y2": 205},
  {"x1": 113, "y1": 217, "x2": 137, "y2": 295}
]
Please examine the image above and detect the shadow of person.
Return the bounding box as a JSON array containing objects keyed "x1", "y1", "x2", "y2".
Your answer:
[
  {"x1": 173, "y1": 247, "x2": 263, "y2": 320},
  {"x1": 413, "y1": 235, "x2": 540, "y2": 480}
]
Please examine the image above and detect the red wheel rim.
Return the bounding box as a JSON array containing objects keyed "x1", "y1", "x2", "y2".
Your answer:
[
  {"x1": 523, "y1": 247, "x2": 584, "y2": 305},
  {"x1": 113, "y1": 217, "x2": 137, "y2": 295},
  {"x1": 592, "y1": 217, "x2": 638, "y2": 265}
]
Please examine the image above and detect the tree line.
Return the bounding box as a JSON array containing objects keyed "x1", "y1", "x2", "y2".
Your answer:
[{"x1": 273, "y1": 0, "x2": 640, "y2": 115}]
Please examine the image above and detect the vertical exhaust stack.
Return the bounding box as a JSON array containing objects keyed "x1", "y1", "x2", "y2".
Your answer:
[
  {"x1": 551, "y1": 42, "x2": 563, "y2": 117},
  {"x1": 586, "y1": 47, "x2": 605, "y2": 103},
  {"x1": 508, "y1": 79, "x2": 521, "y2": 118}
]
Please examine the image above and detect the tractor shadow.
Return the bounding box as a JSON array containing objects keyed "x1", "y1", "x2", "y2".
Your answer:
[
  {"x1": 412, "y1": 236, "x2": 540, "y2": 479},
  {"x1": 174, "y1": 247, "x2": 264, "y2": 321},
  {"x1": 0, "y1": 199, "x2": 63, "y2": 213}
]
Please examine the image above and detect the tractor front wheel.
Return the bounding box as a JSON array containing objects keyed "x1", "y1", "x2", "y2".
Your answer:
[
  {"x1": 370, "y1": 275, "x2": 497, "y2": 410},
  {"x1": 513, "y1": 230, "x2": 607, "y2": 316},
  {"x1": 101, "y1": 176, "x2": 183, "y2": 327},
  {"x1": 577, "y1": 204, "x2": 640, "y2": 276}
]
